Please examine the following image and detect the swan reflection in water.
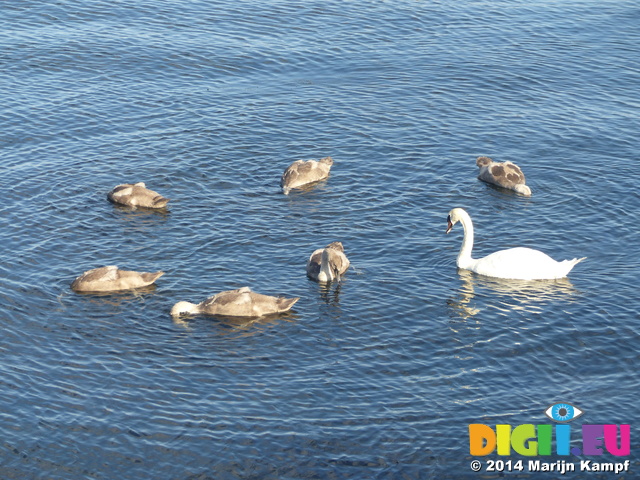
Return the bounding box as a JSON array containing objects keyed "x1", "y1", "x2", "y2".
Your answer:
[
  {"x1": 317, "y1": 280, "x2": 343, "y2": 307},
  {"x1": 110, "y1": 203, "x2": 171, "y2": 232},
  {"x1": 171, "y1": 310, "x2": 298, "y2": 337},
  {"x1": 310, "y1": 263, "x2": 363, "y2": 308},
  {"x1": 447, "y1": 269, "x2": 580, "y2": 320},
  {"x1": 111, "y1": 202, "x2": 171, "y2": 217},
  {"x1": 64, "y1": 284, "x2": 160, "y2": 307}
]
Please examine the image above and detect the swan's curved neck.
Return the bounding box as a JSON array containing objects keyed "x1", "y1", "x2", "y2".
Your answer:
[
  {"x1": 319, "y1": 249, "x2": 334, "y2": 282},
  {"x1": 457, "y1": 211, "x2": 475, "y2": 268}
]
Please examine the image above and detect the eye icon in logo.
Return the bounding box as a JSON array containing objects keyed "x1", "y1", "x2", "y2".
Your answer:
[{"x1": 544, "y1": 403, "x2": 584, "y2": 423}]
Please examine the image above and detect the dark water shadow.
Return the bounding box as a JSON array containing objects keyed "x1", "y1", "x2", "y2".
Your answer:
[
  {"x1": 171, "y1": 310, "x2": 300, "y2": 337},
  {"x1": 110, "y1": 203, "x2": 171, "y2": 217},
  {"x1": 317, "y1": 279, "x2": 344, "y2": 306},
  {"x1": 58, "y1": 285, "x2": 161, "y2": 315},
  {"x1": 282, "y1": 178, "x2": 330, "y2": 197},
  {"x1": 479, "y1": 179, "x2": 534, "y2": 201},
  {"x1": 69, "y1": 284, "x2": 159, "y2": 299}
]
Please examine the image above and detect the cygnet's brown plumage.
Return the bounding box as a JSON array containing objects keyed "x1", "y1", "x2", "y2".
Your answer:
[
  {"x1": 71, "y1": 265, "x2": 164, "y2": 292},
  {"x1": 281, "y1": 157, "x2": 334, "y2": 194},
  {"x1": 171, "y1": 287, "x2": 299, "y2": 317},
  {"x1": 476, "y1": 156, "x2": 532, "y2": 196},
  {"x1": 107, "y1": 182, "x2": 170, "y2": 208},
  {"x1": 306, "y1": 241, "x2": 350, "y2": 282}
]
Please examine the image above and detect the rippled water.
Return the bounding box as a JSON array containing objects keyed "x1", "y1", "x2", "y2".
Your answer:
[{"x1": 1, "y1": 0, "x2": 639, "y2": 478}]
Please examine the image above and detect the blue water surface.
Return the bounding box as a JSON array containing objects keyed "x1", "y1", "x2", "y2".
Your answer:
[{"x1": 1, "y1": 0, "x2": 639, "y2": 478}]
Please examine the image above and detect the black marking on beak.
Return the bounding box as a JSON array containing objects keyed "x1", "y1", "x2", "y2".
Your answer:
[{"x1": 446, "y1": 215, "x2": 453, "y2": 234}]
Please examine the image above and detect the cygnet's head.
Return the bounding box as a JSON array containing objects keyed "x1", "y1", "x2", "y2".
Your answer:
[
  {"x1": 171, "y1": 301, "x2": 198, "y2": 316},
  {"x1": 476, "y1": 156, "x2": 493, "y2": 167}
]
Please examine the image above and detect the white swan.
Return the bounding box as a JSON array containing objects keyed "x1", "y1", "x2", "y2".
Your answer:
[
  {"x1": 281, "y1": 157, "x2": 333, "y2": 194},
  {"x1": 171, "y1": 287, "x2": 299, "y2": 317},
  {"x1": 71, "y1": 265, "x2": 164, "y2": 292},
  {"x1": 476, "y1": 156, "x2": 531, "y2": 196},
  {"x1": 107, "y1": 182, "x2": 169, "y2": 208},
  {"x1": 446, "y1": 208, "x2": 585, "y2": 280},
  {"x1": 306, "y1": 241, "x2": 350, "y2": 282}
]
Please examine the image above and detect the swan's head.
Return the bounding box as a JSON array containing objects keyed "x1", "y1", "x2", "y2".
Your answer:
[
  {"x1": 446, "y1": 208, "x2": 467, "y2": 234},
  {"x1": 319, "y1": 156, "x2": 334, "y2": 166},
  {"x1": 171, "y1": 301, "x2": 198, "y2": 316}
]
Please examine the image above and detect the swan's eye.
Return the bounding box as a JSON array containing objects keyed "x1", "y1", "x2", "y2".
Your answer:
[{"x1": 544, "y1": 403, "x2": 584, "y2": 423}]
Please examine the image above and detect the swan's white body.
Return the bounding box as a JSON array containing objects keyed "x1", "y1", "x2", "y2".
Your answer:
[
  {"x1": 446, "y1": 208, "x2": 585, "y2": 280},
  {"x1": 306, "y1": 241, "x2": 350, "y2": 282},
  {"x1": 171, "y1": 287, "x2": 299, "y2": 317}
]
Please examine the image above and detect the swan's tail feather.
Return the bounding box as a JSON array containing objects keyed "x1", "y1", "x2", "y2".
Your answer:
[
  {"x1": 141, "y1": 271, "x2": 165, "y2": 284},
  {"x1": 277, "y1": 297, "x2": 299, "y2": 312},
  {"x1": 560, "y1": 257, "x2": 586, "y2": 278},
  {"x1": 152, "y1": 196, "x2": 170, "y2": 208}
]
